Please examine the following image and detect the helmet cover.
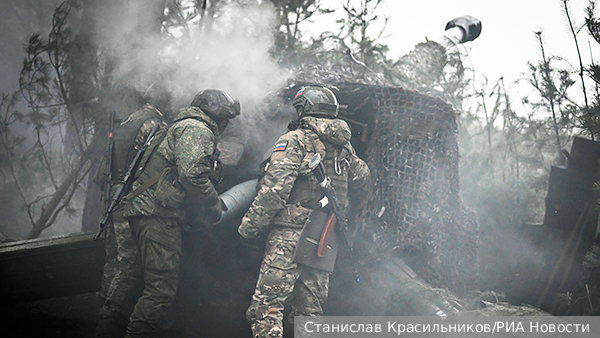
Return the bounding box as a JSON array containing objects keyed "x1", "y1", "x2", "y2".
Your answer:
[
  {"x1": 292, "y1": 86, "x2": 339, "y2": 118},
  {"x1": 191, "y1": 89, "x2": 241, "y2": 120}
]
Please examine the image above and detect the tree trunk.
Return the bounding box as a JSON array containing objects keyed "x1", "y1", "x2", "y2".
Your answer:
[{"x1": 26, "y1": 154, "x2": 89, "y2": 239}]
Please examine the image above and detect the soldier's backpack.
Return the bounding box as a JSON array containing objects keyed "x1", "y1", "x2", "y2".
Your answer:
[{"x1": 93, "y1": 104, "x2": 166, "y2": 188}]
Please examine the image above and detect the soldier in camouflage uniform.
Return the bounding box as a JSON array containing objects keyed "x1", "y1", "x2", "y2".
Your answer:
[
  {"x1": 122, "y1": 89, "x2": 240, "y2": 338},
  {"x1": 94, "y1": 104, "x2": 167, "y2": 338},
  {"x1": 238, "y1": 86, "x2": 370, "y2": 338}
]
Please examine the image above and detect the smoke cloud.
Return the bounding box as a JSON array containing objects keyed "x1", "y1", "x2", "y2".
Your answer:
[
  {"x1": 84, "y1": 0, "x2": 296, "y2": 174},
  {"x1": 93, "y1": 0, "x2": 291, "y2": 113}
]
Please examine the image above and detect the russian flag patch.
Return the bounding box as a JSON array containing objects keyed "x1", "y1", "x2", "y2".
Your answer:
[
  {"x1": 273, "y1": 141, "x2": 288, "y2": 152},
  {"x1": 294, "y1": 88, "x2": 304, "y2": 98}
]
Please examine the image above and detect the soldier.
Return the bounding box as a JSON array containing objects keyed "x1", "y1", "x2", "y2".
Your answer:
[
  {"x1": 238, "y1": 86, "x2": 370, "y2": 338},
  {"x1": 122, "y1": 89, "x2": 240, "y2": 338},
  {"x1": 94, "y1": 103, "x2": 167, "y2": 338}
]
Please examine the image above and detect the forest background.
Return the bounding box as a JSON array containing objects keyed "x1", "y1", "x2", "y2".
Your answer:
[{"x1": 2, "y1": 0, "x2": 600, "y2": 310}]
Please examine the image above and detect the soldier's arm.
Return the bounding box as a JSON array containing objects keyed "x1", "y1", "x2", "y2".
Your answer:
[
  {"x1": 173, "y1": 122, "x2": 220, "y2": 206},
  {"x1": 238, "y1": 134, "x2": 304, "y2": 239}
]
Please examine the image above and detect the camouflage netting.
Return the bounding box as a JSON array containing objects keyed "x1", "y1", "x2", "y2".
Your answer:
[
  {"x1": 360, "y1": 85, "x2": 479, "y2": 294},
  {"x1": 391, "y1": 40, "x2": 449, "y2": 89},
  {"x1": 289, "y1": 64, "x2": 480, "y2": 295}
]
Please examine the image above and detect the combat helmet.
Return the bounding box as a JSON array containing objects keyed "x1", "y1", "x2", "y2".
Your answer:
[
  {"x1": 292, "y1": 86, "x2": 339, "y2": 118},
  {"x1": 191, "y1": 89, "x2": 241, "y2": 120}
]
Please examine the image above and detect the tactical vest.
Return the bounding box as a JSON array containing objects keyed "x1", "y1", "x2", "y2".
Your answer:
[
  {"x1": 287, "y1": 129, "x2": 351, "y2": 215},
  {"x1": 289, "y1": 128, "x2": 351, "y2": 272},
  {"x1": 125, "y1": 116, "x2": 220, "y2": 220},
  {"x1": 92, "y1": 105, "x2": 165, "y2": 188}
]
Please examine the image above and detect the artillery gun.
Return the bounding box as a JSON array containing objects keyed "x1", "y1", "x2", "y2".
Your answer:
[{"x1": 0, "y1": 15, "x2": 503, "y2": 337}]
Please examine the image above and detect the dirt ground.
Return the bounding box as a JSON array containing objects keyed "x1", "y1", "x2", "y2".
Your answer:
[
  {"x1": 1, "y1": 293, "x2": 101, "y2": 338},
  {"x1": 0, "y1": 291, "x2": 255, "y2": 338}
]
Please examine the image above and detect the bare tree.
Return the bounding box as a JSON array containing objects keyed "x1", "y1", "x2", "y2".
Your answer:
[
  {"x1": 0, "y1": 2, "x2": 93, "y2": 239},
  {"x1": 0, "y1": 0, "x2": 170, "y2": 238}
]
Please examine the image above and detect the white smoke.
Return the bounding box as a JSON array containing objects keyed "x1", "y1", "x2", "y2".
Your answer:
[{"x1": 94, "y1": 0, "x2": 291, "y2": 111}]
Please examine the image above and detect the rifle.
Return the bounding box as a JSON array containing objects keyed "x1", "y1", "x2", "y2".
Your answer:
[
  {"x1": 101, "y1": 112, "x2": 116, "y2": 231},
  {"x1": 93, "y1": 123, "x2": 161, "y2": 241},
  {"x1": 308, "y1": 153, "x2": 360, "y2": 282}
]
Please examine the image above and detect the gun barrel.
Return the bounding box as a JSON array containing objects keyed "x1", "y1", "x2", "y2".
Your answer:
[{"x1": 435, "y1": 15, "x2": 482, "y2": 49}]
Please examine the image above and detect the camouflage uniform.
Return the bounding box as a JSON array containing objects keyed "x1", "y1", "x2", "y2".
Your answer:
[
  {"x1": 95, "y1": 106, "x2": 166, "y2": 338},
  {"x1": 95, "y1": 205, "x2": 141, "y2": 338},
  {"x1": 239, "y1": 116, "x2": 370, "y2": 338},
  {"x1": 123, "y1": 106, "x2": 223, "y2": 338}
]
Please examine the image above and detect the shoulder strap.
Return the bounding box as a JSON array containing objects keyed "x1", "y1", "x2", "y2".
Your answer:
[
  {"x1": 124, "y1": 171, "x2": 161, "y2": 201},
  {"x1": 126, "y1": 116, "x2": 211, "y2": 198}
]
